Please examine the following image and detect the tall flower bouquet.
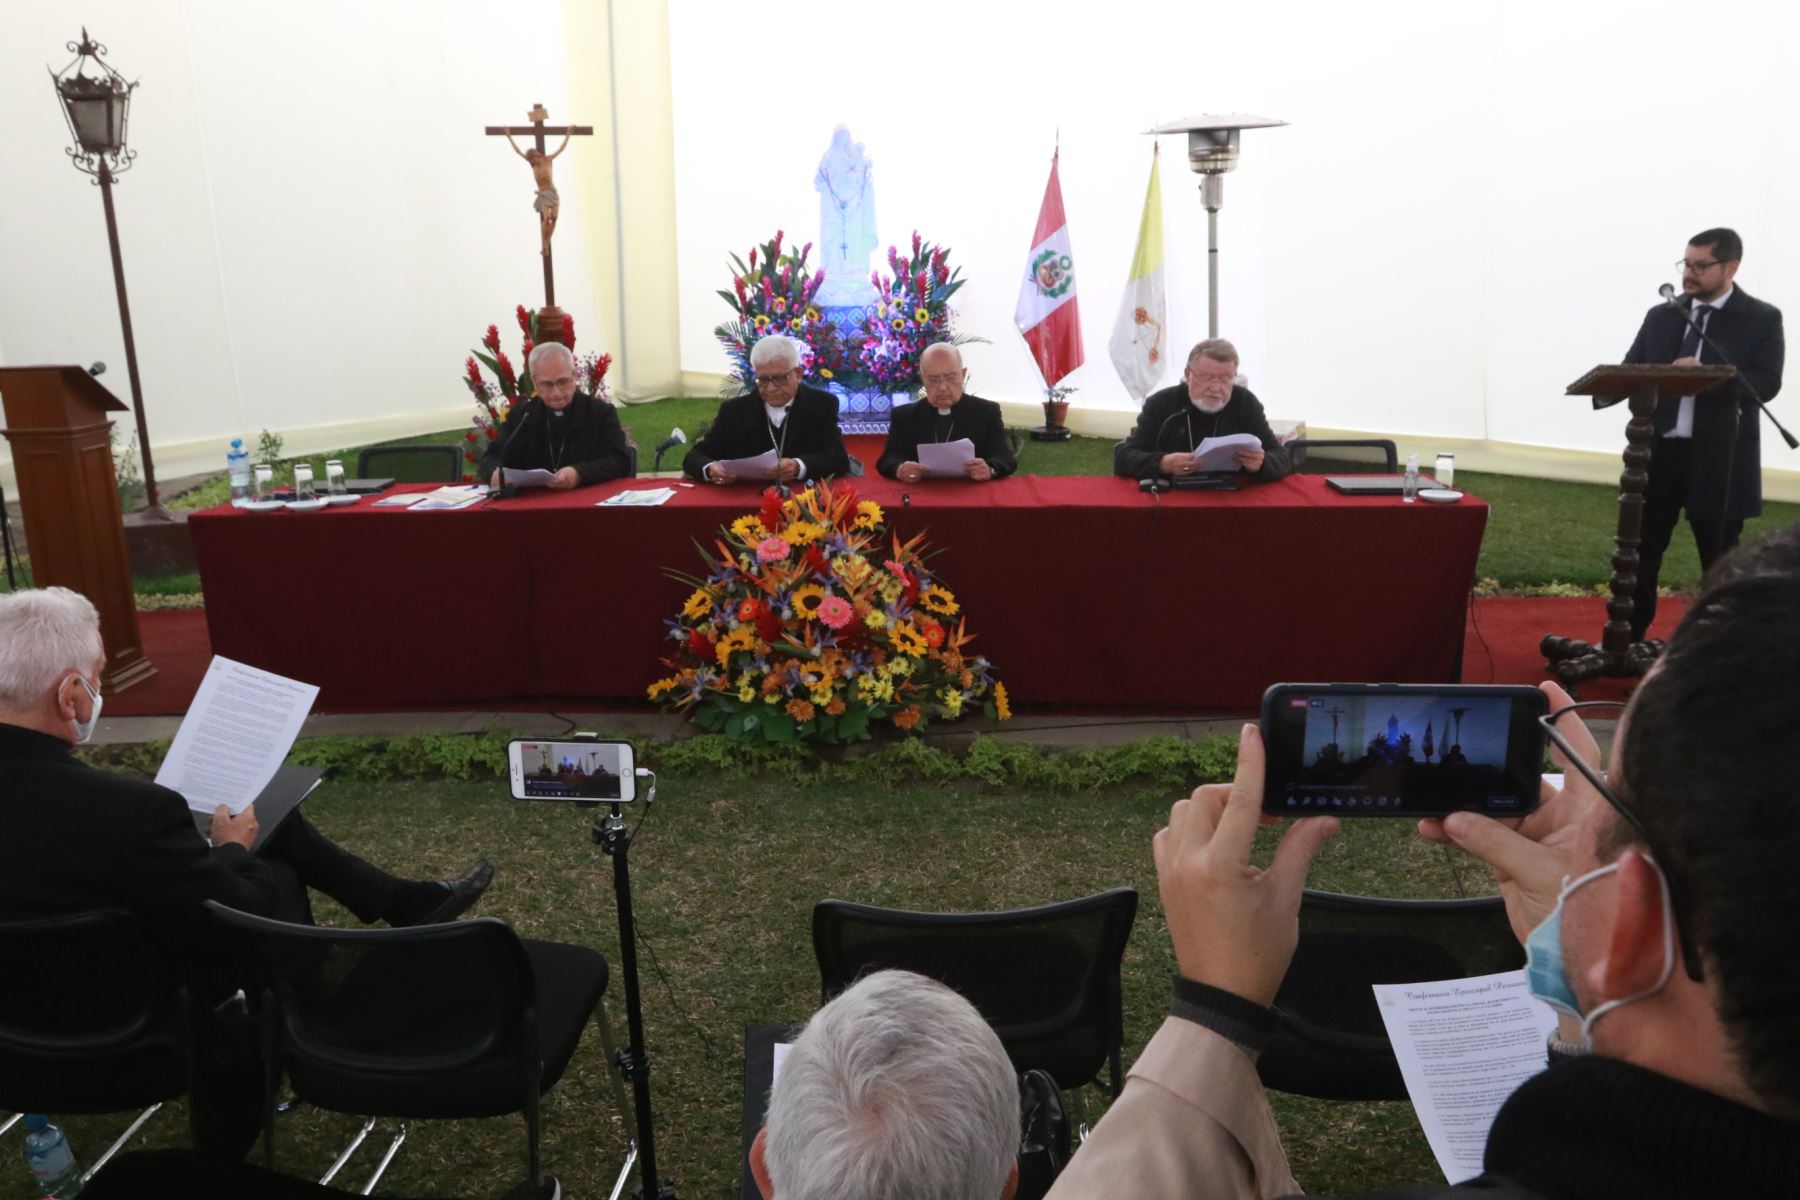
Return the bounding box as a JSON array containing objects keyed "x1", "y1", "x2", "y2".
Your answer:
[
  {"x1": 648, "y1": 479, "x2": 1010, "y2": 744},
  {"x1": 460, "y1": 306, "x2": 612, "y2": 475},
  {"x1": 713, "y1": 231, "x2": 848, "y2": 391},
  {"x1": 858, "y1": 232, "x2": 967, "y2": 391}
]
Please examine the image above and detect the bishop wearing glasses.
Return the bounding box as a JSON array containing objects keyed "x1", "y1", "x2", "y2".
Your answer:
[{"x1": 685, "y1": 335, "x2": 851, "y2": 483}]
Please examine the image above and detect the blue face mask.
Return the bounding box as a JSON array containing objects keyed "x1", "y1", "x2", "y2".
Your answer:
[{"x1": 1524, "y1": 857, "x2": 1675, "y2": 1044}]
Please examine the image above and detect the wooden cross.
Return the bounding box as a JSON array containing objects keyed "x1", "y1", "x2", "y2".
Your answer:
[{"x1": 485, "y1": 104, "x2": 594, "y2": 320}]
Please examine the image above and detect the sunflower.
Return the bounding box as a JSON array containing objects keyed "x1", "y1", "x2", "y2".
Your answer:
[
  {"x1": 890, "y1": 621, "x2": 930, "y2": 656},
  {"x1": 780, "y1": 520, "x2": 827, "y2": 546},
  {"x1": 891, "y1": 317, "x2": 906, "y2": 331},
  {"x1": 803, "y1": 306, "x2": 821, "y2": 322},
  {"x1": 753, "y1": 315, "x2": 771, "y2": 331},
  {"x1": 820, "y1": 368, "x2": 834, "y2": 380},
  {"x1": 913, "y1": 306, "x2": 931, "y2": 323},
  {"x1": 730, "y1": 514, "x2": 768, "y2": 543},
  {"x1": 920, "y1": 585, "x2": 959, "y2": 616},
  {"x1": 788, "y1": 318, "x2": 803, "y2": 331},
  {"x1": 682, "y1": 588, "x2": 713, "y2": 620},
  {"x1": 853, "y1": 500, "x2": 884, "y2": 531},
  {"x1": 646, "y1": 676, "x2": 680, "y2": 701},
  {"x1": 715, "y1": 626, "x2": 756, "y2": 667},
  {"x1": 771, "y1": 297, "x2": 788, "y2": 314},
  {"x1": 994, "y1": 682, "x2": 1013, "y2": 720},
  {"x1": 790, "y1": 584, "x2": 828, "y2": 619}
]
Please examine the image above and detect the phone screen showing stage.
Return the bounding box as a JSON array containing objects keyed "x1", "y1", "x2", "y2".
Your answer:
[
  {"x1": 510, "y1": 740, "x2": 636, "y2": 802},
  {"x1": 1261, "y1": 686, "x2": 1545, "y2": 817}
]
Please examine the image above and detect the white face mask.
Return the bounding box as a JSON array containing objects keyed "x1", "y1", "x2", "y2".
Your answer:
[{"x1": 69, "y1": 674, "x2": 103, "y2": 744}]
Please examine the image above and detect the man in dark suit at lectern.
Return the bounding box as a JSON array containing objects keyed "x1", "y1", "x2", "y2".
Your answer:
[
  {"x1": 1619, "y1": 228, "x2": 1783, "y2": 639},
  {"x1": 685, "y1": 334, "x2": 850, "y2": 483}
]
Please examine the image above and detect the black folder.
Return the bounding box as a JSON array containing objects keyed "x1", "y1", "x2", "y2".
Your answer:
[{"x1": 189, "y1": 764, "x2": 325, "y2": 853}]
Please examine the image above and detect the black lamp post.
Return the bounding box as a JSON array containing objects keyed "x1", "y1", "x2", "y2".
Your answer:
[{"x1": 50, "y1": 29, "x2": 167, "y2": 520}]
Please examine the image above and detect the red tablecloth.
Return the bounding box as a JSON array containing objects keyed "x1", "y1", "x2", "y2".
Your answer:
[{"x1": 189, "y1": 476, "x2": 1487, "y2": 711}]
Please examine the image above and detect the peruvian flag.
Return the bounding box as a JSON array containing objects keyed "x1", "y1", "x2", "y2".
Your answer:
[{"x1": 1014, "y1": 150, "x2": 1084, "y2": 387}]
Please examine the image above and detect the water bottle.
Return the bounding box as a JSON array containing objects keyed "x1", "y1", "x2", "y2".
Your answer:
[
  {"x1": 22, "y1": 1115, "x2": 82, "y2": 1198},
  {"x1": 227, "y1": 438, "x2": 251, "y2": 507},
  {"x1": 1402, "y1": 453, "x2": 1420, "y2": 503}
]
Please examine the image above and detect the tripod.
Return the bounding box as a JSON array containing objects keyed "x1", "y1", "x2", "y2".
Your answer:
[{"x1": 594, "y1": 799, "x2": 678, "y2": 1200}]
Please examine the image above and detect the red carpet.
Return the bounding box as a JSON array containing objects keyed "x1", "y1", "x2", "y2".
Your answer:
[{"x1": 109, "y1": 595, "x2": 1687, "y2": 718}]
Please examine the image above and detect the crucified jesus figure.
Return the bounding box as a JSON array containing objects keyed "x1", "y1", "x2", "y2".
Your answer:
[{"x1": 506, "y1": 130, "x2": 574, "y2": 255}]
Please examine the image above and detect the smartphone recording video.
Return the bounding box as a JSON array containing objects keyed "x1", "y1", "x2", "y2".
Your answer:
[
  {"x1": 508, "y1": 739, "x2": 637, "y2": 803},
  {"x1": 1260, "y1": 684, "x2": 1546, "y2": 818}
]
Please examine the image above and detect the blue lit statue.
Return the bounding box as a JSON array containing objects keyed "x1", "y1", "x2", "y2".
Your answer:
[{"x1": 814, "y1": 127, "x2": 878, "y2": 307}]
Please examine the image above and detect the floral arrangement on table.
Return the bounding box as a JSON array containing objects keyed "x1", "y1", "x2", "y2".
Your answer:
[
  {"x1": 713, "y1": 231, "x2": 850, "y2": 393},
  {"x1": 858, "y1": 232, "x2": 967, "y2": 391},
  {"x1": 460, "y1": 305, "x2": 613, "y2": 476},
  {"x1": 647, "y1": 478, "x2": 1010, "y2": 744}
]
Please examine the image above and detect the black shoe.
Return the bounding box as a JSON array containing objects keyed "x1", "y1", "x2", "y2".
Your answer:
[{"x1": 400, "y1": 859, "x2": 495, "y2": 926}]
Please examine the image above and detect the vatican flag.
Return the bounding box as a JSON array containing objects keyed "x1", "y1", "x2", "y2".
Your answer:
[{"x1": 1108, "y1": 148, "x2": 1167, "y2": 402}]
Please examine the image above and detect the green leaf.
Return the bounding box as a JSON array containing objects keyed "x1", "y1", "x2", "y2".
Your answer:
[{"x1": 761, "y1": 711, "x2": 796, "y2": 743}]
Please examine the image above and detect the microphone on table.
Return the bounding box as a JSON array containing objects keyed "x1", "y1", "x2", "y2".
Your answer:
[
  {"x1": 1654, "y1": 282, "x2": 1797, "y2": 450},
  {"x1": 88, "y1": 362, "x2": 107, "y2": 376},
  {"x1": 652, "y1": 427, "x2": 687, "y2": 474},
  {"x1": 489, "y1": 397, "x2": 544, "y2": 500}
]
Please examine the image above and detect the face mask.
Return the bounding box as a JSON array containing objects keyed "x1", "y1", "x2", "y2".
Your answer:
[
  {"x1": 69, "y1": 674, "x2": 103, "y2": 744},
  {"x1": 1524, "y1": 857, "x2": 1675, "y2": 1044}
]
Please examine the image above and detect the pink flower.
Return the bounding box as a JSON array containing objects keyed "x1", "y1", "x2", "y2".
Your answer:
[
  {"x1": 756, "y1": 537, "x2": 791, "y2": 564},
  {"x1": 911, "y1": 230, "x2": 921, "y2": 257},
  {"x1": 817, "y1": 595, "x2": 854, "y2": 629}
]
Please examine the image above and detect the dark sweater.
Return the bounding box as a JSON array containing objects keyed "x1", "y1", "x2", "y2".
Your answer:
[{"x1": 1113, "y1": 383, "x2": 1292, "y2": 481}]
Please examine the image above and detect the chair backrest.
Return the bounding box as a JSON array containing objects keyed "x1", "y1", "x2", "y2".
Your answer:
[
  {"x1": 0, "y1": 909, "x2": 190, "y2": 1112},
  {"x1": 204, "y1": 903, "x2": 537, "y2": 1085},
  {"x1": 812, "y1": 889, "x2": 1137, "y2": 1092},
  {"x1": 1289, "y1": 438, "x2": 1399, "y2": 474},
  {"x1": 356, "y1": 444, "x2": 465, "y2": 484},
  {"x1": 1259, "y1": 890, "x2": 1523, "y2": 1100}
]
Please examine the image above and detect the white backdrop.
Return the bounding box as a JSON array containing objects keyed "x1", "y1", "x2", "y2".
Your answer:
[
  {"x1": 0, "y1": 0, "x2": 599, "y2": 478},
  {"x1": 669, "y1": 0, "x2": 1800, "y2": 470}
]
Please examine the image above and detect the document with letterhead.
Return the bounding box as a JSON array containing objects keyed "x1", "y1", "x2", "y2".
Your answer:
[{"x1": 156, "y1": 656, "x2": 318, "y2": 819}]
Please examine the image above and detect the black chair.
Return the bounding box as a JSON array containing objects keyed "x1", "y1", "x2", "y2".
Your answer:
[
  {"x1": 0, "y1": 910, "x2": 193, "y2": 1179},
  {"x1": 1257, "y1": 890, "x2": 1523, "y2": 1101},
  {"x1": 812, "y1": 889, "x2": 1138, "y2": 1096},
  {"x1": 204, "y1": 902, "x2": 620, "y2": 1198},
  {"x1": 1288, "y1": 438, "x2": 1399, "y2": 474},
  {"x1": 356, "y1": 444, "x2": 465, "y2": 484}
]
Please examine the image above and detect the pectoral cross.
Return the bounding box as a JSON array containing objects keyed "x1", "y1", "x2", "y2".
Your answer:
[{"x1": 486, "y1": 104, "x2": 593, "y2": 344}]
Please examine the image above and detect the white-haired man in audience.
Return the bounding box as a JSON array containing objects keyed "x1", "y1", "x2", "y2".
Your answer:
[
  {"x1": 686, "y1": 334, "x2": 850, "y2": 483},
  {"x1": 480, "y1": 339, "x2": 633, "y2": 490},
  {"x1": 751, "y1": 969, "x2": 1021, "y2": 1200}
]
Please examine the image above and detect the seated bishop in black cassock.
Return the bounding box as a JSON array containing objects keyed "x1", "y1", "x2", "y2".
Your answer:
[
  {"x1": 877, "y1": 343, "x2": 1016, "y2": 482},
  {"x1": 684, "y1": 334, "x2": 850, "y2": 483},
  {"x1": 1113, "y1": 337, "x2": 1292, "y2": 482},
  {"x1": 478, "y1": 343, "x2": 633, "y2": 489}
]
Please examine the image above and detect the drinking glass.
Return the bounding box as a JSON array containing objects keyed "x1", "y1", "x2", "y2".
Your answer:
[
  {"x1": 252, "y1": 464, "x2": 274, "y2": 503},
  {"x1": 325, "y1": 459, "x2": 346, "y2": 496},
  {"x1": 293, "y1": 463, "x2": 316, "y2": 502},
  {"x1": 1433, "y1": 453, "x2": 1455, "y2": 490}
]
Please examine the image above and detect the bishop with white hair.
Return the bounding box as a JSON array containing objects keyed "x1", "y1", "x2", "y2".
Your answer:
[{"x1": 685, "y1": 335, "x2": 850, "y2": 483}]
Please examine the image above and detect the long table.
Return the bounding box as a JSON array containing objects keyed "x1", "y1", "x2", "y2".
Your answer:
[{"x1": 189, "y1": 475, "x2": 1487, "y2": 711}]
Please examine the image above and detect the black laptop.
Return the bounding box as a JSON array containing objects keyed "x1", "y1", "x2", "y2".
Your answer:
[{"x1": 1326, "y1": 474, "x2": 1439, "y2": 495}]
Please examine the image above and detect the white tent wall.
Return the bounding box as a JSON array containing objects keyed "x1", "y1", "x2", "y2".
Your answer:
[
  {"x1": 0, "y1": 0, "x2": 600, "y2": 484},
  {"x1": 668, "y1": 0, "x2": 1800, "y2": 491}
]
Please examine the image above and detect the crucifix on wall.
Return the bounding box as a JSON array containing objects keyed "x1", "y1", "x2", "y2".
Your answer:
[{"x1": 485, "y1": 103, "x2": 593, "y2": 346}]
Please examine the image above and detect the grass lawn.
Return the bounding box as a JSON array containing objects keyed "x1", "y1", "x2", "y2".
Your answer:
[{"x1": 14, "y1": 770, "x2": 1487, "y2": 1200}]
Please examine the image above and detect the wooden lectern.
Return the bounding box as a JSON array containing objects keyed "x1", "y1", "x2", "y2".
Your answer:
[
  {"x1": 1541, "y1": 363, "x2": 1735, "y2": 686},
  {"x1": 0, "y1": 366, "x2": 155, "y2": 693}
]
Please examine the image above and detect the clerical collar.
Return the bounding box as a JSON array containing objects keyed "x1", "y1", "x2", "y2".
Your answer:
[
  {"x1": 764, "y1": 403, "x2": 789, "y2": 427},
  {"x1": 930, "y1": 403, "x2": 956, "y2": 417}
]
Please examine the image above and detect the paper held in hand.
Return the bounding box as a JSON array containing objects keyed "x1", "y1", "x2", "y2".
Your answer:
[
  {"x1": 1192, "y1": 433, "x2": 1262, "y2": 472},
  {"x1": 502, "y1": 467, "x2": 556, "y2": 488},
  {"x1": 1373, "y1": 969, "x2": 1559, "y2": 1184},
  {"x1": 917, "y1": 438, "x2": 978, "y2": 478},
  {"x1": 155, "y1": 656, "x2": 319, "y2": 818},
  {"x1": 711, "y1": 449, "x2": 780, "y2": 479}
]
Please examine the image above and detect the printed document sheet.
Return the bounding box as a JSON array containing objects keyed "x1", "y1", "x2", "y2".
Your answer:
[
  {"x1": 1192, "y1": 433, "x2": 1262, "y2": 472},
  {"x1": 918, "y1": 438, "x2": 977, "y2": 478},
  {"x1": 712, "y1": 450, "x2": 780, "y2": 479},
  {"x1": 1373, "y1": 969, "x2": 1559, "y2": 1184},
  {"x1": 156, "y1": 656, "x2": 318, "y2": 816}
]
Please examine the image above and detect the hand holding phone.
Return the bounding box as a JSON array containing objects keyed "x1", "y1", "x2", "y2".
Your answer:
[{"x1": 1260, "y1": 684, "x2": 1547, "y2": 819}]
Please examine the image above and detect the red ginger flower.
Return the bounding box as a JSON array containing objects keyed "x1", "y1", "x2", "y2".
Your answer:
[
  {"x1": 465, "y1": 356, "x2": 483, "y2": 386},
  {"x1": 759, "y1": 489, "x2": 785, "y2": 533},
  {"x1": 748, "y1": 247, "x2": 757, "y2": 269},
  {"x1": 911, "y1": 230, "x2": 922, "y2": 257},
  {"x1": 734, "y1": 276, "x2": 748, "y2": 305},
  {"x1": 772, "y1": 230, "x2": 784, "y2": 256},
  {"x1": 495, "y1": 350, "x2": 516, "y2": 384},
  {"x1": 687, "y1": 629, "x2": 713, "y2": 660},
  {"x1": 515, "y1": 305, "x2": 531, "y2": 334},
  {"x1": 563, "y1": 313, "x2": 576, "y2": 350},
  {"x1": 483, "y1": 324, "x2": 501, "y2": 352}
]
